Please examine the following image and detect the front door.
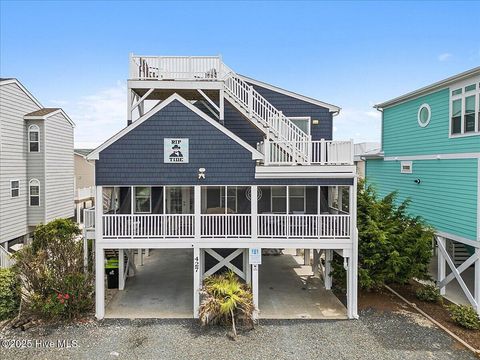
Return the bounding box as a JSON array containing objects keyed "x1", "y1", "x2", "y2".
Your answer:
[{"x1": 166, "y1": 187, "x2": 193, "y2": 214}]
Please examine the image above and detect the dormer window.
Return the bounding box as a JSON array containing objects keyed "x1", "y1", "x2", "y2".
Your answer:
[{"x1": 28, "y1": 124, "x2": 40, "y2": 152}]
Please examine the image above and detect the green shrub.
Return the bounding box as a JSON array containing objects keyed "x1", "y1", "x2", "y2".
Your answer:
[
  {"x1": 0, "y1": 268, "x2": 20, "y2": 320},
  {"x1": 416, "y1": 285, "x2": 442, "y2": 303},
  {"x1": 199, "y1": 270, "x2": 254, "y2": 336},
  {"x1": 447, "y1": 304, "x2": 480, "y2": 330},
  {"x1": 331, "y1": 180, "x2": 435, "y2": 291},
  {"x1": 13, "y1": 219, "x2": 93, "y2": 320}
]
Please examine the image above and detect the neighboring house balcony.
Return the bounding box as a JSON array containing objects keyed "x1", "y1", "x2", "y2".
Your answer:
[
  {"x1": 75, "y1": 186, "x2": 95, "y2": 201},
  {"x1": 84, "y1": 185, "x2": 354, "y2": 249}
]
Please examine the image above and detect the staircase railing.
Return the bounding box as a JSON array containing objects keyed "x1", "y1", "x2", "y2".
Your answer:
[
  {"x1": 0, "y1": 245, "x2": 14, "y2": 269},
  {"x1": 222, "y1": 66, "x2": 310, "y2": 163}
]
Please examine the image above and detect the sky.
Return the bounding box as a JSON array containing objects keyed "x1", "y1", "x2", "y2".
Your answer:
[{"x1": 1, "y1": 1, "x2": 479, "y2": 149}]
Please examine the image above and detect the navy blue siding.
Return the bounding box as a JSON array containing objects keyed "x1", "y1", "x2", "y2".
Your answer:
[
  {"x1": 223, "y1": 100, "x2": 263, "y2": 147},
  {"x1": 249, "y1": 83, "x2": 333, "y2": 141},
  {"x1": 96, "y1": 100, "x2": 351, "y2": 186}
]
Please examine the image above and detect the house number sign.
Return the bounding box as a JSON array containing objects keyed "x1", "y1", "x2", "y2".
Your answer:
[{"x1": 164, "y1": 138, "x2": 189, "y2": 163}]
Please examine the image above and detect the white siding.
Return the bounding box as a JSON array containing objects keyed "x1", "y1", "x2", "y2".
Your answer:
[
  {"x1": 0, "y1": 82, "x2": 41, "y2": 243},
  {"x1": 45, "y1": 112, "x2": 74, "y2": 221},
  {"x1": 26, "y1": 120, "x2": 46, "y2": 225}
]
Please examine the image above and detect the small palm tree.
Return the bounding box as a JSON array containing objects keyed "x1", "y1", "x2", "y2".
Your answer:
[{"x1": 199, "y1": 270, "x2": 254, "y2": 336}]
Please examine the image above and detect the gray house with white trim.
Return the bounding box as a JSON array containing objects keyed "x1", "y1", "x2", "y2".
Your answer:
[{"x1": 0, "y1": 78, "x2": 75, "y2": 252}]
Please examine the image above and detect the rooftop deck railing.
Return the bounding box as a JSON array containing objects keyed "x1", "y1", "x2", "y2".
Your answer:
[
  {"x1": 99, "y1": 213, "x2": 351, "y2": 240},
  {"x1": 129, "y1": 55, "x2": 224, "y2": 81}
]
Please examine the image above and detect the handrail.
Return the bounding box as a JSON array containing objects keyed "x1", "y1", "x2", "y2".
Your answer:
[
  {"x1": 264, "y1": 139, "x2": 354, "y2": 165},
  {"x1": 0, "y1": 245, "x2": 14, "y2": 269},
  {"x1": 222, "y1": 67, "x2": 310, "y2": 163},
  {"x1": 100, "y1": 213, "x2": 351, "y2": 240}
]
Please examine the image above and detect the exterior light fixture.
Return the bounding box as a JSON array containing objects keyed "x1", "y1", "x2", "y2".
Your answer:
[
  {"x1": 414, "y1": 179, "x2": 421, "y2": 184},
  {"x1": 198, "y1": 168, "x2": 206, "y2": 179}
]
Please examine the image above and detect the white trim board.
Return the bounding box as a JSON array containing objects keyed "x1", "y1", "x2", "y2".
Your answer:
[
  {"x1": 0, "y1": 78, "x2": 43, "y2": 108},
  {"x1": 255, "y1": 165, "x2": 356, "y2": 179},
  {"x1": 384, "y1": 153, "x2": 480, "y2": 161},
  {"x1": 435, "y1": 231, "x2": 479, "y2": 249},
  {"x1": 238, "y1": 75, "x2": 341, "y2": 113},
  {"x1": 24, "y1": 108, "x2": 75, "y2": 127},
  {"x1": 87, "y1": 93, "x2": 264, "y2": 161},
  {"x1": 477, "y1": 158, "x2": 479, "y2": 241},
  {"x1": 375, "y1": 66, "x2": 480, "y2": 109}
]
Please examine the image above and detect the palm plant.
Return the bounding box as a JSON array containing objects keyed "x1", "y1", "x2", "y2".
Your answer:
[{"x1": 199, "y1": 270, "x2": 254, "y2": 336}]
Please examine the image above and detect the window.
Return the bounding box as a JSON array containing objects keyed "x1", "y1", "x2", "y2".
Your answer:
[
  {"x1": 417, "y1": 104, "x2": 431, "y2": 127},
  {"x1": 135, "y1": 187, "x2": 151, "y2": 213},
  {"x1": 289, "y1": 117, "x2": 311, "y2": 135},
  {"x1": 465, "y1": 95, "x2": 475, "y2": 132},
  {"x1": 10, "y1": 180, "x2": 19, "y2": 197},
  {"x1": 220, "y1": 187, "x2": 237, "y2": 212},
  {"x1": 29, "y1": 179, "x2": 40, "y2": 206},
  {"x1": 271, "y1": 187, "x2": 286, "y2": 213},
  {"x1": 450, "y1": 80, "x2": 480, "y2": 136},
  {"x1": 28, "y1": 125, "x2": 40, "y2": 152},
  {"x1": 401, "y1": 161, "x2": 412, "y2": 174},
  {"x1": 288, "y1": 186, "x2": 305, "y2": 213}
]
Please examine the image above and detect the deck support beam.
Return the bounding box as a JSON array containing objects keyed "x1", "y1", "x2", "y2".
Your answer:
[
  {"x1": 304, "y1": 249, "x2": 310, "y2": 266},
  {"x1": 118, "y1": 249, "x2": 125, "y2": 290}
]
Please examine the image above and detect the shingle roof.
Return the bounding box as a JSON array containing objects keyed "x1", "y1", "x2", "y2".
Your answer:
[
  {"x1": 24, "y1": 108, "x2": 60, "y2": 117},
  {"x1": 74, "y1": 149, "x2": 93, "y2": 157}
]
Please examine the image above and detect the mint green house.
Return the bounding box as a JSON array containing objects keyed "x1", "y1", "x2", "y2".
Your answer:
[{"x1": 365, "y1": 67, "x2": 480, "y2": 314}]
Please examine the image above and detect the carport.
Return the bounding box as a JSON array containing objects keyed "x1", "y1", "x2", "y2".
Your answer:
[
  {"x1": 259, "y1": 249, "x2": 347, "y2": 319},
  {"x1": 105, "y1": 249, "x2": 193, "y2": 318}
]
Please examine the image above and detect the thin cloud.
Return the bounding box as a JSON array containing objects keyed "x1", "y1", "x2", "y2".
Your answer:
[
  {"x1": 438, "y1": 53, "x2": 452, "y2": 62},
  {"x1": 47, "y1": 82, "x2": 127, "y2": 149},
  {"x1": 334, "y1": 108, "x2": 381, "y2": 143}
]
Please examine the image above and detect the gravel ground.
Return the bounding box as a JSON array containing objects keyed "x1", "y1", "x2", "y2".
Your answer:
[{"x1": 0, "y1": 309, "x2": 477, "y2": 360}]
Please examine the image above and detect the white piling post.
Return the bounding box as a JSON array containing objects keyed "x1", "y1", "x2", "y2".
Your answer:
[
  {"x1": 193, "y1": 247, "x2": 201, "y2": 318},
  {"x1": 437, "y1": 236, "x2": 446, "y2": 295},
  {"x1": 119, "y1": 249, "x2": 125, "y2": 290},
  {"x1": 324, "y1": 249, "x2": 333, "y2": 290},
  {"x1": 252, "y1": 263, "x2": 259, "y2": 320}
]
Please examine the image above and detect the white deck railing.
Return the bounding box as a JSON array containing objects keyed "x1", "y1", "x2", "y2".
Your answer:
[
  {"x1": 75, "y1": 187, "x2": 95, "y2": 200},
  {"x1": 263, "y1": 139, "x2": 354, "y2": 165},
  {"x1": 258, "y1": 214, "x2": 351, "y2": 238},
  {"x1": 201, "y1": 214, "x2": 251, "y2": 238},
  {"x1": 103, "y1": 214, "x2": 195, "y2": 238},
  {"x1": 84, "y1": 207, "x2": 96, "y2": 229},
  {"x1": 130, "y1": 55, "x2": 223, "y2": 81},
  {"x1": 100, "y1": 213, "x2": 350, "y2": 240},
  {"x1": 0, "y1": 245, "x2": 14, "y2": 269},
  {"x1": 223, "y1": 70, "x2": 310, "y2": 163}
]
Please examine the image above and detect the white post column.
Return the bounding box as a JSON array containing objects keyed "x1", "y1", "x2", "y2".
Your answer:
[
  {"x1": 304, "y1": 249, "x2": 310, "y2": 266},
  {"x1": 95, "y1": 186, "x2": 105, "y2": 320},
  {"x1": 350, "y1": 177, "x2": 358, "y2": 318},
  {"x1": 127, "y1": 89, "x2": 133, "y2": 125},
  {"x1": 312, "y1": 250, "x2": 320, "y2": 277},
  {"x1": 252, "y1": 262, "x2": 259, "y2": 320},
  {"x1": 475, "y1": 247, "x2": 480, "y2": 315},
  {"x1": 251, "y1": 186, "x2": 258, "y2": 241},
  {"x1": 324, "y1": 249, "x2": 333, "y2": 290},
  {"x1": 193, "y1": 247, "x2": 201, "y2": 318},
  {"x1": 437, "y1": 236, "x2": 446, "y2": 295},
  {"x1": 219, "y1": 88, "x2": 225, "y2": 124},
  {"x1": 346, "y1": 255, "x2": 354, "y2": 319},
  {"x1": 119, "y1": 249, "x2": 125, "y2": 290},
  {"x1": 194, "y1": 185, "x2": 201, "y2": 241}
]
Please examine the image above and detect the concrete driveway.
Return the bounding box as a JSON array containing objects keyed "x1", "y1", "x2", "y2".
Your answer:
[
  {"x1": 105, "y1": 248, "x2": 346, "y2": 319},
  {"x1": 105, "y1": 249, "x2": 193, "y2": 318},
  {"x1": 260, "y1": 250, "x2": 347, "y2": 319}
]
